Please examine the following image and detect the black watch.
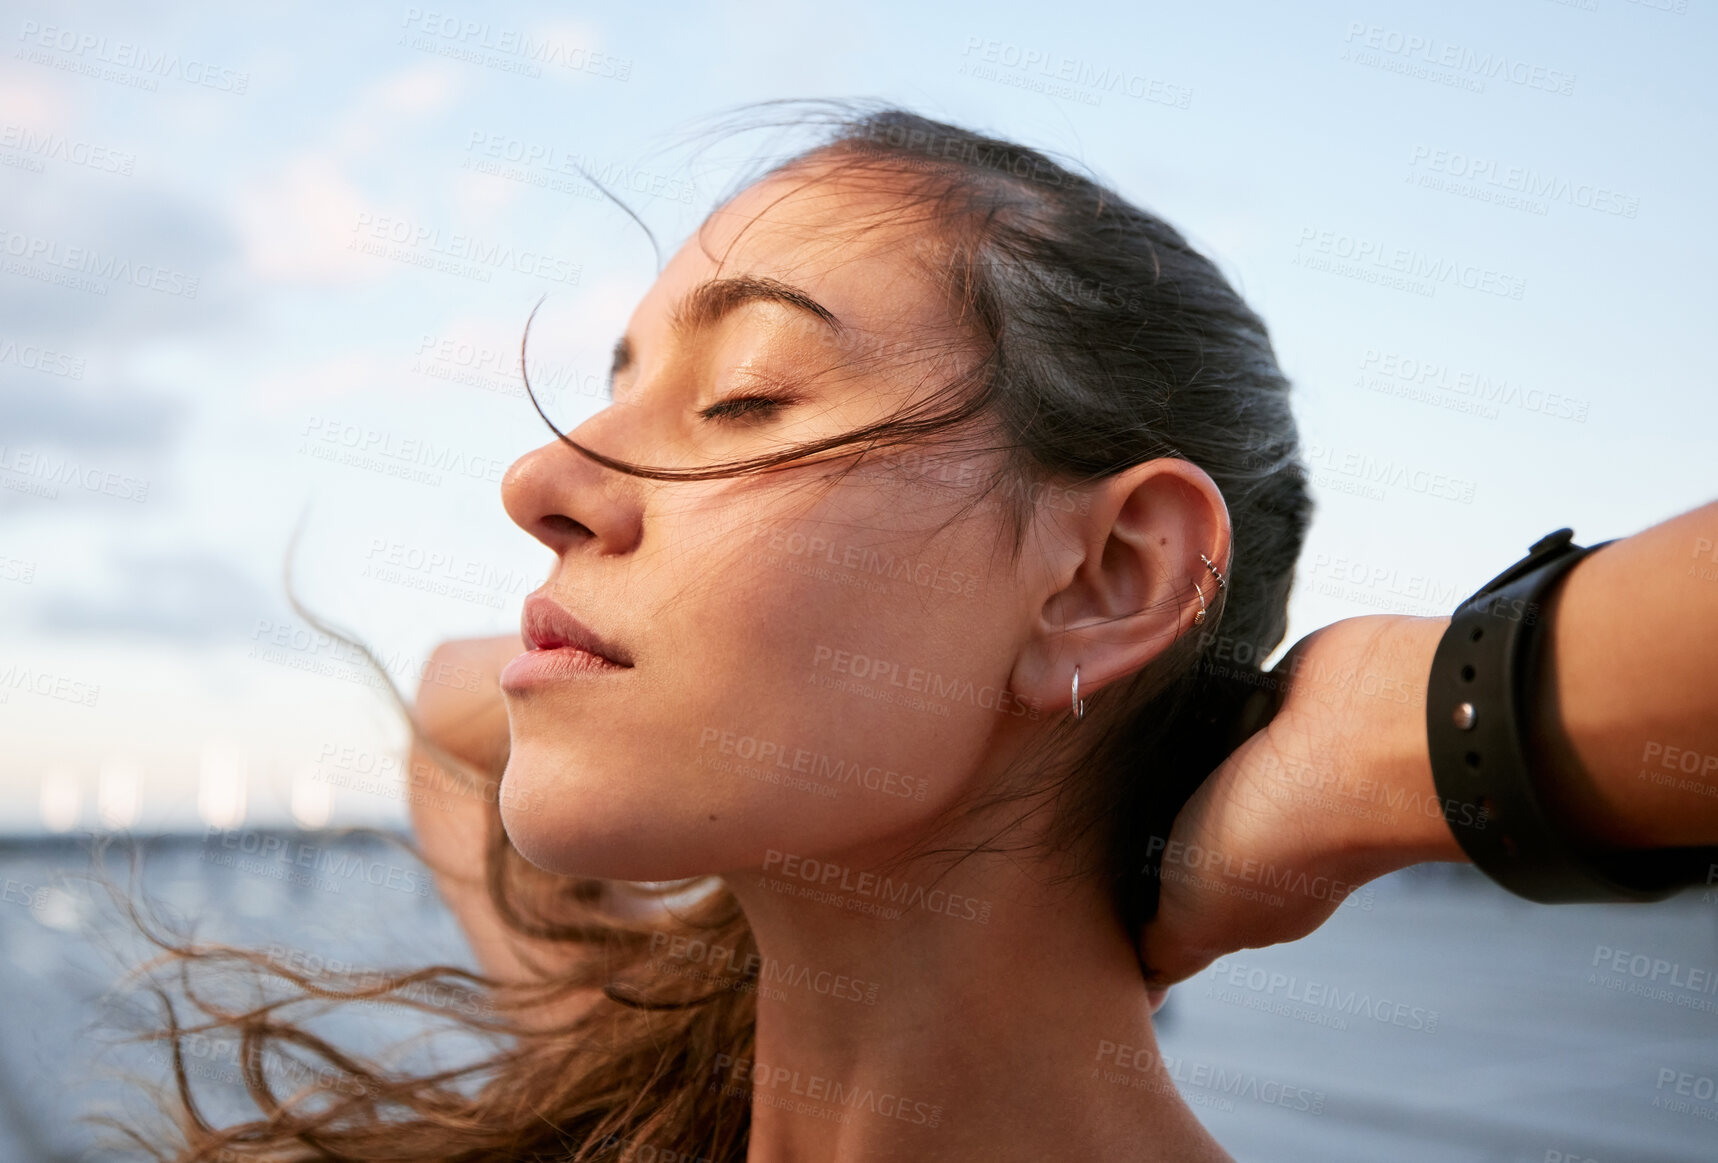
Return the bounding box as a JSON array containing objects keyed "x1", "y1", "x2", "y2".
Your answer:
[{"x1": 1427, "y1": 527, "x2": 1718, "y2": 903}]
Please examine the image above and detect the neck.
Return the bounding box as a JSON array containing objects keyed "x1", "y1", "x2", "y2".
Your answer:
[{"x1": 718, "y1": 841, "x2": 1229, "y2": 1163}]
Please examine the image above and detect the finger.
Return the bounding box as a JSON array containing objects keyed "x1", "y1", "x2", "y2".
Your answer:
[{"x1": 1137, "y1": 899, "x2": 1234, "y2": 987}]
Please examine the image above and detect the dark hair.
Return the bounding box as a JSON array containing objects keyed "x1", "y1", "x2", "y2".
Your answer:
[{"x1": 115, "y1": 101, "x2": 1310, "y2": 1161}]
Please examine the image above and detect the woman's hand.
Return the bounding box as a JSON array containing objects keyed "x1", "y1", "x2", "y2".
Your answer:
[{"x1": 1138, "y1": 615, "x2": 1467, "y2": 987}]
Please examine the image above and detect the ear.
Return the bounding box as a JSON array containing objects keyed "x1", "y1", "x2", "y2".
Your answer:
[{"x1": 1010, "y1": 459, "x2": 1231, "y2": 717}]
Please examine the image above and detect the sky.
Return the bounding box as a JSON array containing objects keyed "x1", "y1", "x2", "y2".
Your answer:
[{"x1": 1, "y1": 0, "x2": 1713, "y2": 832}]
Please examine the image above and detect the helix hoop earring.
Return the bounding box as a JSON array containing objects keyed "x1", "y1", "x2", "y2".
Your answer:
[
  {"x1": 1200, "y1": 553, "x2": 1227, "y2": 591},
  {"x1": 1071, "y1": 666, "x2": 1085, "y2": 720},
  {"x1": 1192, "y1": 580, "x2": 1208, "y2": 625}
]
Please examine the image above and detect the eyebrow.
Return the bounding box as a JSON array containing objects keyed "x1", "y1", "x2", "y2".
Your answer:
[
  {"x1": 671, "y1": 275, "x2": 842, "y2": 337},
  {"x1": 608, "y1": 275, "x2": 843, "y2": 387}
]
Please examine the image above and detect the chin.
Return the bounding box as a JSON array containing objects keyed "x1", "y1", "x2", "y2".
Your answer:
[
  {"x1": 494, "y1": 721, "x2": 960, "y2": 884},
  {"x1": 496, "y1": 743, "x2": 720, "y2": 881}
]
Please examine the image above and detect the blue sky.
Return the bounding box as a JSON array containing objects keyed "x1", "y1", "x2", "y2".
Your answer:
[{"x1": 2, "y1": 0, "x2": 1713, "y2": 831}]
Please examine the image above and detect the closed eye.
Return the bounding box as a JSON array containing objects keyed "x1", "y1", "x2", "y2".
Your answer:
[{"x1": 697, "y1": 393, "x2": 801, "y2": 422}]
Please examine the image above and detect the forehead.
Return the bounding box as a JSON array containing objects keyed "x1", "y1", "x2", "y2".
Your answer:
[{"x1": 631, "y1": 162, "x2": 957, "y2": 342}]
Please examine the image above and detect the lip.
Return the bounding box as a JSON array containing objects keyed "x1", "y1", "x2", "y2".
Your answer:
[{"x1": 501, "y1": 593, "x2": 632, "y2": 691}]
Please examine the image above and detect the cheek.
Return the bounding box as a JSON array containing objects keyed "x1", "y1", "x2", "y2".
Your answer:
[
  {"x1": 688, "y1": 513, "x2": 1023, "y2": 812},
  {"x1": 501, "y1": 487, "x2": 1026, "y2": 880}
]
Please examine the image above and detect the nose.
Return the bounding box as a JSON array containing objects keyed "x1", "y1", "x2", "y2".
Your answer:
[{"x1": 501, "y1": 418, "x2": 645, "y2": 557}]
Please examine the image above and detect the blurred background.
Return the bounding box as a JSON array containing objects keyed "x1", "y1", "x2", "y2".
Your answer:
[{"x1": 1, "y1": 0, "x2": 1714, "y2": 1159}]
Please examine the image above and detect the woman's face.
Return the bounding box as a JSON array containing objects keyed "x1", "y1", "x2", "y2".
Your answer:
[{"x1": 496, "y1": 165, "x2": 1065, "y2": 881}]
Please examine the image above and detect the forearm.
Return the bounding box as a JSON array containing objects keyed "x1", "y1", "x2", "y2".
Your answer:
[
  {"x1": 407, "y1": 733, "x2": 526, "y2": 979},
  {"x1": 1138, "y1": 502, "x2": 1718, "y2": 981},
  {"x1": 1347, "y1": 502, "x2": 1718, "y2": 873},
  {"x1": 1321, "y1": 615, "x2": 1466, "y2": 881},
  {"x1": 410, "y1": 635, "x2": 644, "y2": 1000},
  {"x1": 1528, "y1": 500, "x2": 1718, "y2": 850},
  {"x1": 410, "y1": 635, "x2": 547, "y2": 982}
]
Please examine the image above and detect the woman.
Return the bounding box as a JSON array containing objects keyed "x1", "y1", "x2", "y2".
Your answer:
[{"x1": 138, "y1": 103, "x2": 1315, "y2": 1161}]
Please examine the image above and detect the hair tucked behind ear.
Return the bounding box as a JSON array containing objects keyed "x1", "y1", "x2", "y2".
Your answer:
[
  {"x1": 109, "y1": 101, "x2": 1309, "y2": 1161},
  {"x1": 806, "y1": 112, "x2": 1313, "y2": 947}
]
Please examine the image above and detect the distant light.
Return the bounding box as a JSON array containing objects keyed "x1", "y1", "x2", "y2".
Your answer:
[
  {"x1": 98, "y1": 758, "x2": 142, "y2": 830},
  {"x1": 290, "y1": 764, "x2": 331, "y2": 829},
  {"x1": 34, "y1": 887, "x2": 82, "y2": 933},
  {"x1": 39, "y1": 770, "x2": 81, "y2": 833},
  {"x1": 198, "y1": 739, "x2": 248, "y2": 829}
]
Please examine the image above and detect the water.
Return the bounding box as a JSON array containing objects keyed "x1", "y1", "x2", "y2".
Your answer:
[{"x1": 1, "y1": 836, "x2": 1714, "y2": 1161}]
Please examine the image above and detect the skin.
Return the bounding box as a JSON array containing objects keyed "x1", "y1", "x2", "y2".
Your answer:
[
  {"x1": 408, "y1": 162, "x2": 1718, "y2": 1161},
  {"x1": 414, "y1": 503, "x2": 1718, "y2": 1152},
  {"x1": 1137, "y1": 499, "x2": 1718, "y2": 985},
  {"x1": 486, "y1": 158, "x2": 1236, "y2": 1161}
]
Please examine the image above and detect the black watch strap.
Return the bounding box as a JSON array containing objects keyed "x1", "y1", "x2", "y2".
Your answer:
[{"x1": 1428, "y1": 528, "x2": 1718, "y2": 903}]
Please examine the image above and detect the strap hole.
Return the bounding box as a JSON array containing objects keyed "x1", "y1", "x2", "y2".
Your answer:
[
  {"x1": 1469, "y1": 626, "x2": 1484, "y2": 642},
  {"x1": 1464, "y1": 751, "x2": 1481, "y2": 768},
  {"x1": 1460, "y1": 664, "x2": 1476, "y2": 682}
]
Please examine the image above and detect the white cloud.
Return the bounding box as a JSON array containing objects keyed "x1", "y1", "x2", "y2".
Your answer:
[
  {"x1": 332, "y1": 63, "x2": 463, "y2": 153},
  {"x1": 233, "y1": 64, "x2": 467, "y2": 284},
  {"x1": 374, "y1": 63, "x2": 462, "y2": 115},
  {"x1": 234, "y1": 152, "x2": 378, "y2": 283},
  {"x1": 0, "y1": 74, "x2": 69, "y2": 131}
]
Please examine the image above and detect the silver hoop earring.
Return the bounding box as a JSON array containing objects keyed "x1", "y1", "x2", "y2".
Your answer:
[
  {"x1": 1193, "y1": 579, "x2": 1208, "y2": 625},
  {"x1": 1200, "y1": 553, "x2": 1227, "y2": 591},
  {"x1": 1071, "y1": 666, "x2": 1085, "y2": 720}
]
